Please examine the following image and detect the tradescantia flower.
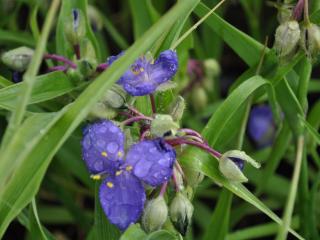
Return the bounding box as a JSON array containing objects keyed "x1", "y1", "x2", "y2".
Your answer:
[
  {"x1": 107, "y1": 50, "x2": 178, "y2": 96},
  {"x1": 81, "y1": 120, "x2": 176, "y2": 230}
]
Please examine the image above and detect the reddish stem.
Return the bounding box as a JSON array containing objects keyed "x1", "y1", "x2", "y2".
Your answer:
[
  {"x1": 159, "y1": 181, "x2": 168, "y2": 196},
  {"x1": 127, "y1": 105, "x2": 144, "y2": 116},
  {"x1": 96, "y1": 63, "x2": 108, "y2": 72},
  {"x1": 121, "y1": 115, "x2": 153, "y2": 126},
  {"x1": 44, "y1": 54, "x2": 77, "y2": 69},
  {"x1": 47, "y1": 65, "x2": 67, "y2": 72},
  {"x1": 179, "y1": 128, "x2": 203, "y2": 139},
  {"x1": 172, "y1": 170, "x2": 180, "y2": 192},
  {"x1": 166, "y1": 138, "x2": 222, "y2": 159},
  {"x1": 140, "y1": 129, "x2": 150, "y2": 140},
  {"x1": 74, "y1": 44, "x2": 81, "y2": 59},
  {"x1": 293, "y1": 0, "x2": 304, "y2": 21},
  {"x1": 150, "y1": 94, "x2": 156, "y2": 113}
]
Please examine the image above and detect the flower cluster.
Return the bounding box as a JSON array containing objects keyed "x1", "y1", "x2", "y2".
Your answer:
[{"x1": 81, "y1": 120, "x2": 176, "y2": 230}]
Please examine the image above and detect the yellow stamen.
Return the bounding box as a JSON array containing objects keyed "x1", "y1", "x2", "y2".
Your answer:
[
  {"x1": 140, "y1": 67, "x2": 144, "y2": 72},
  {"x1": 101, "y1": 151, "x2": 108, "y2": 157},
  {"x1": 91, "y1": 174, "x2": 101, "y2": 180},
  {"x1": 116, "y1": 170, "x2": 122, "y2": 176},
  {"x1": 126, "y1": 165, "x2": 133, "y2": 171},
  {"x1": 117, "y1": 151, "x2": 123, "y2": 158},
  {"x1": 107, "y1": 181, "x2": 114, "y2": 188}
]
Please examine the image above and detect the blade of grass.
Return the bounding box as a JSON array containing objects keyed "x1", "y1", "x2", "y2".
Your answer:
[{"x1": 1, "y1": 0, "x2": 60, "y2": 148}]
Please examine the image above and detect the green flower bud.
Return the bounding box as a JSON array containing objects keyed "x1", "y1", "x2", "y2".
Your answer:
[
  {"x1": 1, "y1": 47, "x2": 34, "y2": 71},
  {"x1": 183, "y1": 167, "x2": 204, "y2": 187},
  {"x1": 103, "y1": 84, "x2": 127, "y2": 109},
  {"x1": 142, "y1": 196, "x2": 168, "y2": 232},
  {"x1": 191, "y1": 86, "x2": 207, "y2": 111},
  {"x1": 89, "y1": 101, "x2": 117, "y2": 119},
  {"x1": 277, "y1": 4, "x2": 294, "y2": 23},
  {"x1": 77, "y1": 59, "x2": 97, "y2": 78},
  {"x1": 204, "y1": 59, "x2": 220, "y2": 78},
  {"x1": 300, "y1": 23, "x2": 320, "y2": 59},
  {"x1": 274, "y1": 20, "x2": 300, "y2": 58},
  {"x1": 150, "y1": 114, "x2": 179, "y2": 137},
  {"x1": 219, "y1": 150, "x2": 260, "y2": 183},
  {"x1": 64, "y1": 9, "x2": 86, "y2": 46},
  {"x1": 169, "y1": 192, "x2": 194, "y2": 236},
  {"x1": 80, "y1": 38, "x2": 97, "y2": 62},
  {"x1": 169, "y1": 96, "x2": 185, "y2": 122}
]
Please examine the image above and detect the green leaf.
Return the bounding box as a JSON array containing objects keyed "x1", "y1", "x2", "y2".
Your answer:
[
  {"x1": 202, "y1": 189, "x2": 233, "y2": 240},
  {"x1": 0, "y1": 71, "x2": 75, "y2": 111},
  {"x1": 0, "y1": 29, "x2": 35, "y2": 47},
  {"x1": 180, "y1": 76, "x2": 303, "y2": 239},
  {"x1": 120, "y1": 224, "x2": 147, "y2": 240},
  {"x1": 145, "y1": 230, "x2": 179, "y2": 240},
  {"x1": 299, "y1": 116, "x2": 320, "y2": 145},
  {"x1": 0, "y1": 75, "x2": 12, "y2": 88}
]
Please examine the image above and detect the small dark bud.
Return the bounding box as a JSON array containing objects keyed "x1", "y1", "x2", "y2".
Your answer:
[{"x1": 65, "y1": 9, "x2": 86, "y2": 46}]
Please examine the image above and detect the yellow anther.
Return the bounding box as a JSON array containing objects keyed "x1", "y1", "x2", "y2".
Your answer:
[
  {"x1": 116, "y1": 170, "x2": 122, "y2": 176},
  {"x1": 107, "y1": 181, "x2": 114, "y2": 188},
  {"x1": 101, "y1": 151, "x2": 108, "y2": 157},
  {"x1": 91, "y1": 174, "x2": 101, "y2": 180},
  {"x1": 140, "y1": 67, "x2": 144, "y2": 72},
  {"x1": 126, "y1": 165, "x2": 133, "y2": 171},
  {"x1": 117, "y1": 151, "x2": 123, "y2": 158}
]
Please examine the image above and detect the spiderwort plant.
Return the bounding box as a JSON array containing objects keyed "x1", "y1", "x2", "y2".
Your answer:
[{"x1": 82, "y1": 120, "x2": 176, "y2": 230}]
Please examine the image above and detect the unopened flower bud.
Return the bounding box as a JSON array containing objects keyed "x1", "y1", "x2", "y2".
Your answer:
[
  {"x1": 1, "y1": 47, "x2": 34, "y2": 71},
  {"x1": 89, "y1": 101, "x2": 117, "y2": 119},
  {"x1": 104, "y1": 84, "x2": 127, "y2": 109},
  {"x1": 204, "y1": 59, "x2": 220, "y2": 78},
  {"x1": 169, "y1": 96, "x2": 185, "y2": 122},
  {"x1": 183, "y1": 167, "x2": 204, "y2": 187},
  {"x1": 65, "y1": 9, "x2": 86, "y2": 46},
  {"x1": 219, "y1": 150, "x2": 260, "y2": 183},
  {"x1": 150, "y1": 114, "x2": 179, "y2": 137},
  {"x1": 173, "y1": 167, "x2": 184, "y2": 191},
  {"x1": 77, "y1": 59, "x2": 97, "y2": 78},
  {"x1": 274, "y1": 20, "x2": 300, "y2": 58},
  {"x1": 142, "y1": 196, "x2": 168, "y2": 232},
  {"x1": 191, "y1": 86, "x2": 207, "y2": 111},
  {"x1": 80, "y1": 38, "x2": 97, "y2": 62},
  {"x1": 169, "y1": 192, "x2": 194, "y2": 236},
  {"x1": 300, "y1": 23, "x2": 320, "y2": 59}
]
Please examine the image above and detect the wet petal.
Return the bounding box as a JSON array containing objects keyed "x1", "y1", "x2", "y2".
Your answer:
[
  {"x1": 99, "y1": 171, "x2": 146, "y2": 231},
  {"x1": 151, "y1": 50, "x2": 178, "y2": 84},
  {"x1": 107, "y1": 50, "x2": 178, "y2": 96},
  {"x1": 81, "y1": 120, "x2": 125, "y2": 174},
  {"x1": 126, "y1": 138, "x2": 176, "y2": 187}
]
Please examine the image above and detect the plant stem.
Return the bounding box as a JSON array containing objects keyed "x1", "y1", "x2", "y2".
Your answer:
[
  {"x1": 44, "y1": 54, "x2": 77, "y2": 69},
  {"x1": 121, "y1": 115, "x2": 153, "y2": 126},
  {"x1": 276, "y1": 136, "x2": 305, "y2": 240},
  {"x1": 167, "y1": 138, "x2": 222, "y2": 159},
  {"x1": 170, "y1": 0, "x2": 227, "y2": 49},
  {"x1": 149, "y1": 94, "x2": 156, "y2": 113},
  {"x1": 304, "y1": 0, "x2": 310, "y2": 24},
  {"x1": 159, "y1": 182, "x2": 168, "y2": 196}
]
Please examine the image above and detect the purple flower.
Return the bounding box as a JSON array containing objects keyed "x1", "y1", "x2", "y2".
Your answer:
[
  {"x1": 81, "y1": 121, "x2": 125, "y2": 174},
  {"x1": 126, "y1": 139, "x2": 176, "y2": 187},
  {"x1": 107, "y1": 50, "x2": 178, "y2": 96},
  {"x1": 248, "y1": 105, "x2": 275, "y2": 148},
  {"x1": 99, "y1": 171, "x2": 146, "y2": 231},
  {"x1": 81, "y1": 120, "x2": 176, "y2": 230}
]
